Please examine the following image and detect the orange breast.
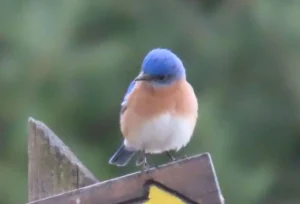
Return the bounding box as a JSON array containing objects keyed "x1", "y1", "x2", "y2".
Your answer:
[{"x1": 120, "y1": 79, "x2": 198, "y2": 140}]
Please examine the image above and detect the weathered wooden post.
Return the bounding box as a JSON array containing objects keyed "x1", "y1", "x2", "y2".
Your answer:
[
  {"x1": 28, "y1": 117, "x2": 99, "y2": 201},
  {"x1": 27, "y1": 117, "x2": 224, "y2": 204}
]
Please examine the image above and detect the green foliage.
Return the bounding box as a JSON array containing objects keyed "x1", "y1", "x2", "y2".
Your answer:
[{"x1": 0, "y1": 0, "x2": 300, "y2": 203}]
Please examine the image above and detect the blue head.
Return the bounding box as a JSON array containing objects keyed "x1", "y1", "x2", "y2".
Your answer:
[{"x1": 135, "y1": 48, "x2": 186, "y2": 87}]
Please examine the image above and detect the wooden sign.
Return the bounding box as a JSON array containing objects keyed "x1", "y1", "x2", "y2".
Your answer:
[
  {"x1": 27, "y1": 154, "x2": 223, "y2": 204},
  {"x1": 27, "y1": 118, "x2": 224, "y2": 204}
]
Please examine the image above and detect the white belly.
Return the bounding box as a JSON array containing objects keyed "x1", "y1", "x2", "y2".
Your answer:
[{"x1": 125, "y1": 113, "x2": 195, "y2": 154}]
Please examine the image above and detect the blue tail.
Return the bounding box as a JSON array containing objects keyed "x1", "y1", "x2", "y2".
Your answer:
[{"x1": 109, "y1": 144, "x2": 136, "y2": 166}]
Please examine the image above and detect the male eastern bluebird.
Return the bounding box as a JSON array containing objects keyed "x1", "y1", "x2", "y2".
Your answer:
[{"x1": 108, "y1": 48, "x2": 198, "y2": 169}]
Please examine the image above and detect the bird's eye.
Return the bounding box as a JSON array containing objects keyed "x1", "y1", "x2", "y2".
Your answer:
[{"x1": 157, "y1": 75, "x2": 167, "y2": 81}]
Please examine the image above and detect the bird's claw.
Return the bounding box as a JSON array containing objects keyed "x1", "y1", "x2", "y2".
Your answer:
[
  {"x1": 143, "y1": 162, "x2": 151, "y2": 171},
  {"x1": 136, "y1": 151, "x2": 151, "y2": 172},
  {"x1": 166, "y1": 151, "x2": 176, "y2": 162},
  {"x1": 166, "y1": 150, "x2": 190, "y2": 162},
  {"x1": 136, "y1": 151, "x2": 159, "y2": 172},
  {"x1": 138, "y1": 159, "x2": 152, "y2": 173}
]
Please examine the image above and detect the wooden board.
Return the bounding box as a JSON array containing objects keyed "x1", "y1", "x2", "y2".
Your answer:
[
  {"x1": 27, "y1": 153, "x2": 224, "y2": 204},
  {"x1": 28, "y1": 117, "x2": 99, "y2": 202}
]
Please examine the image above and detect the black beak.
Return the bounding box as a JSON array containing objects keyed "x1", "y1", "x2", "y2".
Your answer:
[{"x1": 134, "y1": 74, "x2": 154, "y2": 81}]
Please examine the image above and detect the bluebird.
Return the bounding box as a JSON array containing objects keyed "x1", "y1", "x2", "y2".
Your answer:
[{"x1": 109, "y1": 48, "x2": 198, "y2": 169}]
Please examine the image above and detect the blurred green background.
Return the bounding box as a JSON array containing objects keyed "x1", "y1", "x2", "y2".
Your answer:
[{"x1": 1, "y1": 0, "x2": 300, "y2": 203}]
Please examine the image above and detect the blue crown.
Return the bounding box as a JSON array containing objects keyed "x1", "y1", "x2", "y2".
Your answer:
[{"x1": 141, "y1": 48, "x2": 185, "y2": 78}]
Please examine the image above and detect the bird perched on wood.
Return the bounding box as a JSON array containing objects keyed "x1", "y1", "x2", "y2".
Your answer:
[{"x1": 109, "y1": 48, "x2": 198, "y2": 169}]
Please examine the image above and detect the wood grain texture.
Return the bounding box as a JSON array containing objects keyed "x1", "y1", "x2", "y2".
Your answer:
[
  {"x1": 28, "y1": 117, "x2": 99, "y2": 202},
  {"x1": 27, "y1": 153, "x2": 224, "y2": 204}
]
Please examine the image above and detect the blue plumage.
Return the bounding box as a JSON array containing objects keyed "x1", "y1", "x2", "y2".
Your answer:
[
  {"x1": 142, "y1": 48, "x2": 185, "y2": 78},
  {"x1": 124, "y1": 80, "x2": 136, "y2": 97},
  {"x1": 120, "y1": 48, "x2": 185, "y2": 108}
]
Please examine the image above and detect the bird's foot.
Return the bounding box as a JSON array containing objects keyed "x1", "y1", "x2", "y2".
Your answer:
[
  {"x1": 179, "y1": 148, "x2": 190, "y2": 160},
  {"x1": 166, "y1": 150, "x2": 190, "y2": 161},
  {"x1": 136, "y1": 151, "x2": 155, "y2": 172},
  {"x1": 166, "y1": 151, "x2": 176, "y2": 162},
  {"x1": 136, "y1": 151, "x2": 147, "y2": 166},
  {"x1": 139, "y1": 159, "x2": 154, "y2": 173},
  {"x1": 166, "y1": 151, "x2": 180, "y2": 163},
  {"x1": 142, "y1": 161, "x2": 151, "y2": 171}
]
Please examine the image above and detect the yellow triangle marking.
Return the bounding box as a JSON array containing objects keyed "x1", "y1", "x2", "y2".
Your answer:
[{"x1": 143, "y1": 184, "x2": 186, "y2": 204}]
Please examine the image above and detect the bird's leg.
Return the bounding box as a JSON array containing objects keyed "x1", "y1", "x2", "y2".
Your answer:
[
  {"x1": 136, "y1": 151, "x2": 145, "y2": 166},
  {"x1": 166, "y1": 149, "x2": 189, "y2": 161},
  {"x1": 142, "y1": 153, "x2": 150, "y2": 170},
  {"x1": 166, "y1": 151, "x2": 176, "y2": 161},
  {"x1": 181, "y1": 148, "x2": 189, "y2": 159},
  {"x1": 136, "y1": 151, "x2": 150, "y2": 170},
  {"x1": 143, "y1": 159, "x2": 150, "y2": 170}
]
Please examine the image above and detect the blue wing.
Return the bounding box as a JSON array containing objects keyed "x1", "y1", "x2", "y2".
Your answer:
[{"x1": 120, "y1": 80, "x2": 136, "y2": 115}]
